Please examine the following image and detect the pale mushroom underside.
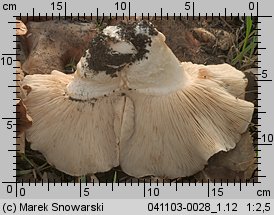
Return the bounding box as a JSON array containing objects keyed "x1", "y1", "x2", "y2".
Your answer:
[
  {"x1": 182, "y1": 62, "x2": 248, "y2": 99},
  {"x1": 23, "y1": 71, "x2": 121, "y2": 176},
  {"x1": 23, "y1": 64, "x2": 254, "y2": 178},
  {"x1": 120, "y1": 78, "x2": 254, "y2": 178}
]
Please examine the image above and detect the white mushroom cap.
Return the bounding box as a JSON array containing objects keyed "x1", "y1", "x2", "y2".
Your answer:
[
  {"x1": 116, "y1": 21, "x2": 254, "y2": 178},
  {"x1": 23, "y1": 69, "x2": 124, "y2": 176}
]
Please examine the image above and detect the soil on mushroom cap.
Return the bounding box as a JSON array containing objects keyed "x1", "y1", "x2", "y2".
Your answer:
[
  {"x1": 85, "y1": 21, "x2": 159, "y2": 76},
  {"x1": 85, "y1": 34, "x2": 133, "y2": 77},
  {"x1": 118, "y1": 21, "x2": 158, "y2": 61}
]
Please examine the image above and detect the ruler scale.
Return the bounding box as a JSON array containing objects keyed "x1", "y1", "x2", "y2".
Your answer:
[{"x1": 0, "y1": 0, "x2": 273, "y2": 214}]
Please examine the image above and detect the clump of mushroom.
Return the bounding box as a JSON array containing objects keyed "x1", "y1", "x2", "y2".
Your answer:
[{"x1": 23, "y1": 21, "x2": 254, "y2": 178}]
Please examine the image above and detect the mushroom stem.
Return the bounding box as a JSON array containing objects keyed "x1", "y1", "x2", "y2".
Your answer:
[
  {"x1": 125, "y1": 32, "x2": 192, "y2": 95},
  {"x1": 66, "y1": 57, "x2": 121, "y2": 100}
]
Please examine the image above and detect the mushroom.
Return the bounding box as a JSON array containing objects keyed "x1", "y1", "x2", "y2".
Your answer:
[
  {"x1": 114, "y1": 21, "x2": 254, "y2": 178},
  {"x1": 23, "y1": 71, "x2": 121, "y2": 175},
  {"x1": 22, "y1": 28, "x2": 138, "y2": 175},
  {"x1": 23, "y1": 21, "x2": 254, "y2": 178}
]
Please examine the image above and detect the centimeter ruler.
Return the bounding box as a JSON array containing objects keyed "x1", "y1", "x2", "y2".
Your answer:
[{"x1": 0, "y1": 0, "x2": 273, "y2": 214}]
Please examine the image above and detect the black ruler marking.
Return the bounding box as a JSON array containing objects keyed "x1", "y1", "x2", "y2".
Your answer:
[
  {"x1": 79, "y1": 179, "x2": 82, "y2": 197},
  {"x1": 207, "y1": 179, "x2": 210, "y2": 197},
  {"x1": 128, "y1": 2, "x2": 131, "y2": 19},
  {"x1": 192, "y1": 1, "x2": 195, "y2": 18},
  {"x1": 143, "y1": 179, "x2": 146, "y2": 197},
  {"x1": 65, "y1": 1, "x2": 67, "y2": 19},
  {"x1": 15, "y1": 180, "x2": 18, "y2": 198}
]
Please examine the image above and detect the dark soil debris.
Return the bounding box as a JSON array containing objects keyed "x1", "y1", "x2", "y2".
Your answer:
[
  {"x1": 85, "y1": 20, "x2": 159, "y2": 76},
  {"x1": 85, "y1": 34, "x2": 133, "y2": 75}
]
